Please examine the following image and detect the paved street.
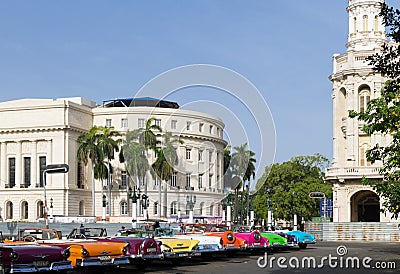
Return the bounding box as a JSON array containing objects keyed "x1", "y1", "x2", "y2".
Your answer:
[{"x1": 70, "y1": 241, "x2": 400, "y2": 274}]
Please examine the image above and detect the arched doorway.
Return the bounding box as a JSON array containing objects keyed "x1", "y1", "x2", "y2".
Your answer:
[
  {"x1": 37, "y1": 201, "x2": 44, "y2": 219},
  {"x1": 350, "y1": 190, "x2": 380, "y2": 222}
]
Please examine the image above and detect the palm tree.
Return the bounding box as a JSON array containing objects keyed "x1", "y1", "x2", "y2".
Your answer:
[
  {"x1": 97, "y1": 126, "x2": 122, "y2": 216},
  {"x1": 121, "y1": 130, "x2": 149, "y2": 216},
  {"x1": 231, "y1": 143, "x2": 256, "y2": 224},
  {"x1": 152, "y1": 131, "x2": 182, "y2": 217},
  {"x1": 77, "y1": 126, "x2": 103, "y2": 216},
  {"x1": 136, "y1": 117, "x2": 162, "y2": 196}
]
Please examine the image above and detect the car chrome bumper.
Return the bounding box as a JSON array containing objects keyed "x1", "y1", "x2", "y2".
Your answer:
[
  {"x1": 10, "y1": 264, "x2": 38, "y2": 273},
  {"x1": 78, "y1": 256, "x2": 129, "y2": 267},
  {"x1": 163, "y1": 252, "x2": 191, "y2": 259}
]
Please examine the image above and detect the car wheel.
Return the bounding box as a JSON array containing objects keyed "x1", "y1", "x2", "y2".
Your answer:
[{"x1": 298, "y1": 243, "x2": 307, "y2": 249}]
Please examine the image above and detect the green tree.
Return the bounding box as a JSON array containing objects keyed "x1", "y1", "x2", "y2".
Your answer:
[
  {"x1": 97, "y1": 126, "x2": 122, "y2": 216},
  {"x1": 77, "y1": 126, "x2": 104, "y2": 216},
  {"x1": 151, "y1": 131, "x2": 182, "y2": 217},
  {"x1": 121, "y1": 130, "x2": 149, "y2": 187},
  {"x1": 231, "y1": 143, "x2": 256, "y2": 224},
  {"x1": 253, "y1": 154, "x2": 331, "y2": 224},
  {"x1": 135, "y1": 117, "x2": 162, "y2": 195},
  {"x1": 348, "y1": 2, "x2": 400, "y2": 219}
]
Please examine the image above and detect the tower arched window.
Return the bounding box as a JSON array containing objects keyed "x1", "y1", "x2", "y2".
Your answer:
[
  {"x1": 359, "y1": 86, "x2": 371, "y2": 112},
  {"x1": 362, "y1": 15, "x2": 368, "y2": 32},
  {"x1": 374, "y1": 15, "x2": 379, "y2": 32},
  {"x1": 353, "y1": 17, "x2": 357, "y2": 33}
]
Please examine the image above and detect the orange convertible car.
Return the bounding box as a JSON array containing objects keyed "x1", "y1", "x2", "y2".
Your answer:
[{"x1": 185, "y1": 224, "x2": 246, "y2": 253}]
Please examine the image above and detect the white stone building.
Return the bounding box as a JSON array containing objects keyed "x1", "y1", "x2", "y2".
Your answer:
[
  {"x1": 0, "y1": 97, "x2": 226, "y2": 222},
  {"x1": 325, "y1": 0, "x2": 397, "y2": 222}
]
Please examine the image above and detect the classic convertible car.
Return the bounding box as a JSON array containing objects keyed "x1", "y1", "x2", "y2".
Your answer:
[
  {"x1": 233, "y1": 230, "x2": 269, "y2": 252},
  {"x1": 7, "y1": 228, "x2": 130, "y2": 268},
  {"x1": 284, "y1": 230, "x2": 316, "y2": 249},
  {"x1": 259, "y1": 231, "x2": 288, "y2": 249},
  {"x1": 201, "y1": 225, "x2": 246, "y2": 253},
  {"x1": 0, "y1": 243, "x2": 72, "y2": 273},
  {"x1": 153, "y1": 228, "x2": 200, "y2": 265},
  {"x1": 156, "y1": 226, "x2": 224, "y2": 257}
]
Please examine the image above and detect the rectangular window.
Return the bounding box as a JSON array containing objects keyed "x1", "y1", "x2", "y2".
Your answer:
[
  {"x1": 154, "y1": 177, "x2": 159, "y2": 186},
  {"x1": 8, "y1": 158, "x2": 15, "y2": 188},
  {"x1": 171, "y1": 172, "x2": 177, "y2": 187},
  {"x1": 198, "y1": 150, "x2": 203, "y2": 161},
  {"x1": 24, "y1": 157, "x2": 31, "y2": 187},
  {"x1": 186, "y1": 148, "x2": 191, "y2": 160},
  {"x1": 121, "y1": 202, "x2": 128, "y2": 215},
  {"x1": 209, "y1": 151, "x2": 213, "y2": 162},
  {"x1": 39, "y1": 156, "x2": 46, "y2": 187},
  {"x1": 154, "y1": 119, "x2": 161, "y2": 127},
  {"x1": 121, "y1": 171, "x2": 127, "y2": 189},
  {"x1": 121, "y1": 118, "x2": 128, "y2": 128},
  {"x1": 138, "y1": 118, "x2": 145, "y2": 128},
  {"x1": 186, "y1": 121, "x2": 191, "y2": 130},
  {"x1": 217, "y1": 127, "x2": 221, "y2": 137},
  {"x1": 210, "y1": 125, "x2": 213, "y2": 134},
  {"x1": 171, "y1": 120, "x2": 177, "y2": 130},
  {"x1": 154, "y1": 202, "x2": 158, "y2": 215},
  {"x1": 199, "y1": 123, "x2": 204, "y2": 132},
  {"x1": 209, "y1": 174, "x2": 212, "y2": 188},
  {"x1": 198, "y1": 174, "x2": 203, "y2": 189},
  {"x1": 77, "y1": 162, "x2": 84, "y2": 189},
  {"x1": 105, "y1": 119, "x2": 112, "y2": 128},
  {"x1": 186, "y1": 173, "x2": 191, "y2": 189}
]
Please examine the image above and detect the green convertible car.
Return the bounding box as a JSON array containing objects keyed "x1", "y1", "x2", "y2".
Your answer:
[{"x1": 259, "y1": 231, "x2": 288, "y2": 250}]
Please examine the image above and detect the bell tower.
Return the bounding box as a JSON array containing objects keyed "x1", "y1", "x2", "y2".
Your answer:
[
  {"x1": 346, "y1": 0, "x2": 386, "y2": 52},
  {"x1": 325, "y1": 0, "x2": 392, "y2": 222}
]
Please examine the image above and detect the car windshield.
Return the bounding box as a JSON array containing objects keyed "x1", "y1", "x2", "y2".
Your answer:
[{"x1": 21, "y1": 229, "x2": 58, "y2": 240}]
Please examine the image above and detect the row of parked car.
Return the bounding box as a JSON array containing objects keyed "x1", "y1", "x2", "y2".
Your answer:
[{"x1": 0, "y1": 221, "x2": 316, "y2": 273}]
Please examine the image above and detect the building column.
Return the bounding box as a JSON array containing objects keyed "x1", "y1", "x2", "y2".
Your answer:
[
  {"x1": 16, "y1": 141, "x2": 22, "y2": 188},
  {"x1": 30, "y1": 141, "x2": 37, "y2": 188},
  {"x1": 0, "y1": 142, "x2": 6, "y2": 187},
  {"x1": 47, "y1": 140, "x2": 52, "y2": 186}
]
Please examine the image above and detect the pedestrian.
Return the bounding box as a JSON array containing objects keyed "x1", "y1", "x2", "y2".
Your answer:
[{"x1": 79, "y1": 223, "x2": 85, "y2": 235}]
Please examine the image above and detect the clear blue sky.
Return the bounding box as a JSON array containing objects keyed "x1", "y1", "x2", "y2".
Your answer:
[{"x1": 0, "y1": 1, "x2": 350, "y2": 176}]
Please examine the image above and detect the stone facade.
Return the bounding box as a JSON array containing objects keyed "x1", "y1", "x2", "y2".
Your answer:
[
  {"x1": 0, "y1": 97, "x2": 226, "y2": 221},
  {"x1": 325, "y1": 0, "x2": 398, "y2": 222}
]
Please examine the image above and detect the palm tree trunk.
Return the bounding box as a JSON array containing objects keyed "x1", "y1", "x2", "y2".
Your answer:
[
  {"x1": 163, "y1": 181, "x2": 168, "y2": 217},
  {"x1": 234, "y1": 188, "x2": 238, "y2": 223},
  {"x1": 158, "y1": 180, "x2": 162, "y2": 218},
  {"x1": 246, "y1": 180, "x2": 251, "y2": 225},
  {"x1": 92, "y1": 165, "x2": 95, "y2": 216},
  {"x1": 241, "y1": 180, "x2": 245, "y2": 224},
  {"x1": 108, "y1": 160, "x2": 112, "y2": 217}
]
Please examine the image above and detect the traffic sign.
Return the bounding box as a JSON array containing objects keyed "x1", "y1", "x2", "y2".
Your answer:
[
  {"x1": 45, "y1": 164, "x2": 69, "y2": 173},
  {"x1": 309, "y1": 192, "x2": 325, "y2": 198}
]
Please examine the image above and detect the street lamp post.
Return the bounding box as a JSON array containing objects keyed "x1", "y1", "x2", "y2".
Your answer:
[
  {"x1": 226, "y1": 192, "x2": 232, "y2": 228},
  {"x1": 102, "y1": 194, "x2": 106, "y2": 222},
  {"x1": 42, "y1": 164, "x2": 69, "y2": 229},
  {"x1": 186, "y1": 194, "x2": 196, "y2": 224},
  {"x1": 141, "y1": 194, "x2": 148, "y2": 220},
  {"x1": 49, "y1": 198, "x2": 54, "y2": 222},
  {"x1": 267, "y1": 199, "x2": 272, "y2": 227},
  {"x1": 128, "y1": 187, "x2": 140, "y2": 228}
]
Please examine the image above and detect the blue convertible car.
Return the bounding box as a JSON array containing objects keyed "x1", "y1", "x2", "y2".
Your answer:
[{"x1": 285, "y1": 230, "x2": 316, "y2": 249}]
